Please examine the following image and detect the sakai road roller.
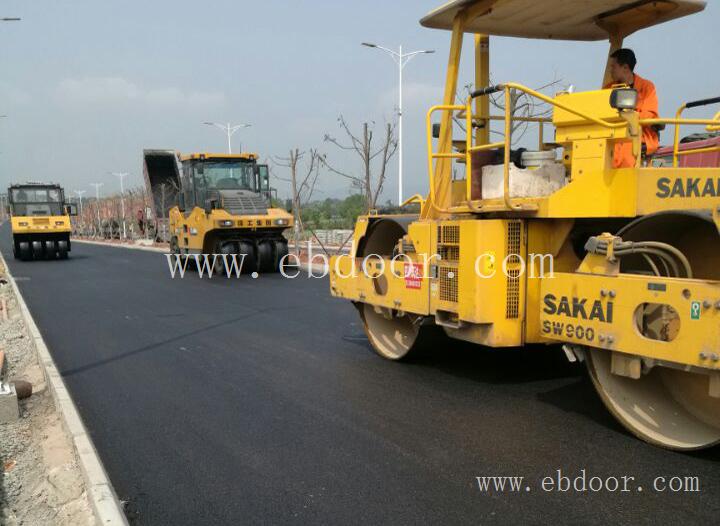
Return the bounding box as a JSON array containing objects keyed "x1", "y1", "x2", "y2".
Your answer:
[
  {"x1": 7, "y1": 182, "x2": 77, "y2": 260},
  {"x1": 329, "y1": 0, "x2": 720, "y2": 450},
  {"x1": 143, "y1": 150, "x2": 293, "y2": 273}
]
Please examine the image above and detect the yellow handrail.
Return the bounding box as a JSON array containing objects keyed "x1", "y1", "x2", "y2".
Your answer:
[
  {"x1": 676, "y1": 146, "x2": 720, "y2": 157},
  {"x1": 668, "y1": 101, "x2": 720, "y2": 167},
  {"x1": 426, "y1": 104, "x2": 465, "y2": 214},
  {"x1": 401, "y1": 194, "x2": 425, "y2": 208},
  {"x1": 502, "y1": 86, "x2": 516, "y2": 210},
  {"x1": 431, "y1": 152, "x2": 465, "y2": 159},
  {"x1": 710, "y1": 111, "x2": 720, "y2": 132},
  {"x1": 504, "y1": 82, "x2": 626, "y2": 130},
  {"x1": 426, "y1": 83, "x2": 624, "y2": 214},
  {"x1": 671, "y1": 103, "x2": 687, "y2": 167},
  {"x1": 483, "y1": 115, "x2": 552, "y2": 123},
  {"x1": 468, "y1": 142, "x2": 505, "y2": 153},
  {"x1": 642, "y1": 118, "x2": 720, "y2": 126},
  {"x1": 425, "y1": 83, "x2": 720, "y2": 215}
]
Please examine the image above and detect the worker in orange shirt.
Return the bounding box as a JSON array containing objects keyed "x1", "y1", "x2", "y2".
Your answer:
[{"x1": 605, "y1": 48, "x2": 659, "y2": 168}]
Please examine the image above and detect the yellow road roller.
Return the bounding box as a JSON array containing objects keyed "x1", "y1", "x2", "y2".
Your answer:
[
  {"x1": 330, "y1": 0, "x2": 720, "y2": 450},
  {"x1": 7, "y1": 182, "x2": 77, "y2": 260},
  {"x1": 144, "y1": 150, "x2": 293, "y2": 273}
]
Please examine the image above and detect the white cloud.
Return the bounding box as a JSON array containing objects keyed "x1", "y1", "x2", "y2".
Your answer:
[
  {"x1": 0, "y1": 81, "x2": 33, "y2": 105},
  {"x1": 54, "y1": 76, "x2": 224, "y2": 107}
]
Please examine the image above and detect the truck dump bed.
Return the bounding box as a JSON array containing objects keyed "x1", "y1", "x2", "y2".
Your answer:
[
  {"x1": 143, "y1": 149, "x2": 181, "y2": 220},
  {"x1": 143, "y1": 150, "x2": 182, "y2": 241}
]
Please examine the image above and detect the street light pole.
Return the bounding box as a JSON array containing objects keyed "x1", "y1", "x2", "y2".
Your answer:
[
  {"x1": 399, "y1": 44, "x2": 403, "y2": 207},
  {"x1": 75, "y1": 190, "x2": 87, "y2": 218},
  {"x1": 90, "y1": 183, "x2": 103, "y2": 236},
  {"x1": 203, "y1": 122, "x2": 252, "y2": 154},
  {"x1": 362, "y1": 42, "x2": 434, "y2": 205},
  {"x1": 0, "y1": 193, "x2": 7, "y2": 222},
  {"x1": 0, "y1": 117, "x2": 4, "y2": 219},
  {"x1": 110, "y1": 172, "x2": 128, "y2": 239},
  {"x1": 74, "y1": 190, "x2": 86, "y2": 233}
]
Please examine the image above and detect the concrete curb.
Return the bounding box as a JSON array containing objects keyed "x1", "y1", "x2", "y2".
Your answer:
[
  {"x1": 0, "y1": 251, "x2": 128, "y2": 526},
  {"x1": 73, "y1": 238, "x2": 166, "y2": 253}
]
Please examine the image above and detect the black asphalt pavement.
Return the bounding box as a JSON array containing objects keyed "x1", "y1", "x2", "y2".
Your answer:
[{"x1": 0, "y1": 223, "x2": 717, "y2": 525}]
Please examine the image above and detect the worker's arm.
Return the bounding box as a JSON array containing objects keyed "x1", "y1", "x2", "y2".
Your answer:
[{"x1": 638, "y1": 80, "x2": 659, "y2": 120}]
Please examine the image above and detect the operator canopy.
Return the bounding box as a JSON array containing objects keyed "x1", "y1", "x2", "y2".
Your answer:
[{"x1": 421, "y1": 0, "x2": 706, "y2": 40}]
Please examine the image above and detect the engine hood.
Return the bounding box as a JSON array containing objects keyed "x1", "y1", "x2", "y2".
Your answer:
[{"x1": 219, "y1": 189, "x2": 268, "y2": 216}]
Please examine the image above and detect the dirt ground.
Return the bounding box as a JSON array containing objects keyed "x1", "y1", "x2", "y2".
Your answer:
[{"x1": 0, "y1": 257, "x2": 95, "y2": 526}]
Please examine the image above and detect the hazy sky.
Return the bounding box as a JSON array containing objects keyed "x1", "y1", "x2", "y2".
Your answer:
[{"x1": 0, "y1": 1, "x2": 718, "y2": 202}]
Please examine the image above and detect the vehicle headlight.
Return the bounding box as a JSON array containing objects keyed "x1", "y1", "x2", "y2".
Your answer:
[
  {"x1": 55, "y1": 221, "x2": 65, "y2": 226},
  {"x1": 218, "y1": 220, "x2": 234, "y2": 227},
  {"x1": 274, "y1": 219, "x2": 289, "y2": 226},
  {"x1": 18, "y1": 221, "x2": 28, "y2": 226},
  {"x1": 610, "y1": 88, "x2": 638, "y2": 111}
]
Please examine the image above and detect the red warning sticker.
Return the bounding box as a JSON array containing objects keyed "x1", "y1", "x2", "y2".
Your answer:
[{"x1": 404, "y1": 263, "x2": 424, "y2": 289}]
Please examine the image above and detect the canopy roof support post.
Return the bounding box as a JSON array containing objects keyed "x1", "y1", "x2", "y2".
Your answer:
[
  {"x1": 427, "y1": 12, "x2": 466, "y2": 217},
  {"x1": 602, "y1": 33, "x2": 624, "y2": 87},
  {"x1": 475, "y1": 34, "x2": 490, "y2": 146}
]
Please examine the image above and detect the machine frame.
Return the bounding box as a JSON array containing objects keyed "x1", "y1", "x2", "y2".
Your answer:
[
  {"x1": 144, "y1": 150, "x2": 294, "y2": 273},
  {"x1": 329, "y1": 0, "x2": 720, "y2": 450}
]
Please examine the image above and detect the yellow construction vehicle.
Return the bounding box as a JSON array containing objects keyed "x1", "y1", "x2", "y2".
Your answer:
[
  {"x1": 330, "y1": 0, "x2": 720, "y2": 450},
  {"x1": 144, "y1": 151, "x2": 293, "y2": 273},
  {"x1": 7, "y1": 182, "x2": 76, "y2": 260}
]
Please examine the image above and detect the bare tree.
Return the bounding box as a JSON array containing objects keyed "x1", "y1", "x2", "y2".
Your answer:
[
  {"x1": 274, "y1": 149, "x2": 322, "y2": 251},
  {"x1": 322, "y1": 116, "x2": 398, "y2": 210},
  {"x1": 455, "y1": 76, "x2": 565, "y2": 143}
]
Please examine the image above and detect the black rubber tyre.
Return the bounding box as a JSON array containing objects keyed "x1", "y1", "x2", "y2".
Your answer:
[
  {"x1": 274, "y1": 239, "x2": 289, "y2": 271},
  {"x1": 45, "y1": 240, "x2": 57, "y2": 259},
  {"x1": 214, "y1": 241, "x2": 238, "y2": 276},
  {"x1": 32, "y1": 241, "x2": 43, "y2": 260},
  {"x1": 169, "y1": 236, "x2": 192, "y2": 269},
  {"x1": 238, "y1": 241, "x2": 257, "y2": 274},
  {"x1": 57, "y1": 240, "x2": 69, "y2": 260},
  {"x1": 18, "y1": 242, "x2": 31, "y2": 261},
  {"x1": 257, "y1": 240, "x2": 274, "y2": 273}
]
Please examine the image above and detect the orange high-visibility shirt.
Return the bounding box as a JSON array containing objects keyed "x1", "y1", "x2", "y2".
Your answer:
[{"x1": 605, "y1": 73, "x2": 659, "y2": 168}]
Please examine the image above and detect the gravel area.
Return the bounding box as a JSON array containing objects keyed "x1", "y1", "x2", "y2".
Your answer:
[{"x1": 0, "y1": 256, "x2": 95, "y2": 526}]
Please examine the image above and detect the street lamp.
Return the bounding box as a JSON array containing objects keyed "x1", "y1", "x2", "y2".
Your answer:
[
  {"x1": 74, "y1": 190, "x2": 86, "y2": 214},
  {"x1": 203, "y1": 122, "x2": 251, "y2": 154},
  {"x1": 110, "y1": 172, "x2": 128, "y2": 239},
  {"x1": 362, "y1": 42, "x2": 434, "y2": 205},
  {"x1": 74, "y1": 190, "x2": 86, "y2": 232},
  {"x1": 90, "y1": 183, "x2": 103, "y2": 236}
]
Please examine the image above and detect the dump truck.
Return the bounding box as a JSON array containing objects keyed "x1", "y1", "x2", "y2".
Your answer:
[
  {"x1": 329, "y1": 0, "x2": 720, "y2": 450},
  {"x1": 7, "y1": 182, "x2": 77, "y2": 260},
  {"x1": 143, "y1": 150, "x2": 293, "y2": 273}
]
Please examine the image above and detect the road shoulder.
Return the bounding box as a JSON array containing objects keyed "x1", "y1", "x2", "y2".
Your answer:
[{"x1": 0, "y1": 250, "x2": 128, "y2": 526}]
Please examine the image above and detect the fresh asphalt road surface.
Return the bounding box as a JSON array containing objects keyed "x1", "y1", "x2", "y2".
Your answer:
[{"x1": 0, "y1": 224, "x2": 717, "y2": 525}]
